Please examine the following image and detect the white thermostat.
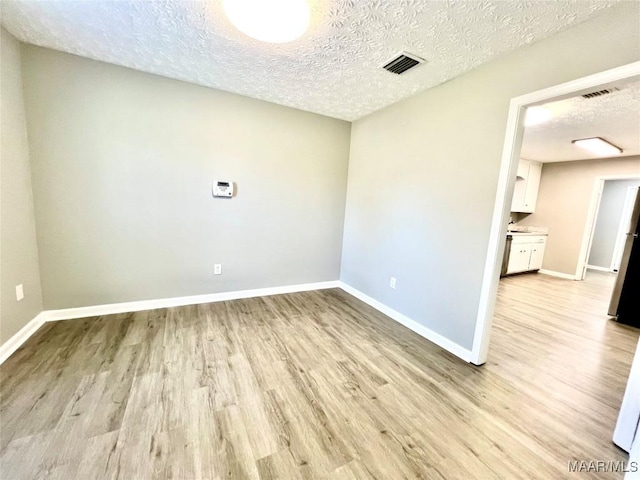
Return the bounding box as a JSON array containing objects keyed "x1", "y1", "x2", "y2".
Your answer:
[{"x1": 213, "y1": 180, "x2": 234, "y2": 198}]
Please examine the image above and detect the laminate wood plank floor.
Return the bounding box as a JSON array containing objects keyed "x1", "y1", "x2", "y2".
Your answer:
[{"x1": 1, "y1": 271, "x2": 637, "y2": 479}]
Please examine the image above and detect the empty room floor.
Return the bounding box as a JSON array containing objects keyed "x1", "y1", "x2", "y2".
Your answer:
[{"x1": 1, "y1": 272, "x2": 637, "y2": 479}]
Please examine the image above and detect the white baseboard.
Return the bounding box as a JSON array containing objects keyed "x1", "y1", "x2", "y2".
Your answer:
[
  {"x1": 0, "y1": 281, "x2": 340, "y2": 365},
  {"x1": 539, "y1": 269, "x2": 578, "y2": 280},
  {"x1": 586, "y1": 264, "x2": 613, "y2": 273},
  {"x1": 0, "y1": 312, "x2": 47, "y2": 365},
  {"x1": 1, "y1": 280, "x2": 473, "y2": 368},
  {"x1": 338, "y1": 282, "x2": 473, "y2": 363},
  {"x1": 42, "y1": 281, "x2": 340, "y2": 322}
]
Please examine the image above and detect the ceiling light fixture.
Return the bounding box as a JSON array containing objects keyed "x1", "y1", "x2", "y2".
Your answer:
[
  {"x1": 222, "y1": 0, "x2": 310, "y2": 44},
  {"x1": 524, "y1": 106, "x2": 552, "y2": 126},
  {"x1": 571, "y1": 137, "x2": 623, "y2": 156}
]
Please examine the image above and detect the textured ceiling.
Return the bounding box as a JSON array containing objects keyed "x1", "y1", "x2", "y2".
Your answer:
[
  {"x1": 1, "y1": 0, "x2": 620, "y2": 121},
  {"x1": 522, "y1": 79, "x2": 640, "y2": 163}
]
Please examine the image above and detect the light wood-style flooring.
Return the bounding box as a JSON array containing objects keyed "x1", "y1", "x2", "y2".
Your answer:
[{"x1": 1, "y1": 271, "x2": 638, "y2": 479}]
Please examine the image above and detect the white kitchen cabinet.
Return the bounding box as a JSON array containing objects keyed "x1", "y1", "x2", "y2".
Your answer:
[
  {"x1": 511, "y1": 159, "x2": 542, "y2": 213},
  {"x1": 507, "y1": 244, "x2": 532, "y2": 274},
  {"x1": 523, "y1": 161, "x2": 542, "y2": 213},
  {"x1": 505, "y1": 235, "x2": 547, "y2": 274},
  {"x1": 529, "y1": 242, "x2": 546, "y2": 270},
  {"x1": 516, "y1": 159, "x2": 529, "y2": 178}
]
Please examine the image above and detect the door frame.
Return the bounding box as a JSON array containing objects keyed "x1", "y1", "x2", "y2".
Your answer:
[
  {"x1": 470, "y1": 61, "x2": 640, "y2": 366},
  {"x1": 580, "y1": 175, "x2": 640, "y2": 279},
  {"x1": 610, "y1": 186, "x2": 640, "y2": 271}
]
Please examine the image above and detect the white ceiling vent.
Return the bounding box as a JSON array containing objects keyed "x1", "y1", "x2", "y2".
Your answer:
[
  {"x1": 381, "y1": 52, "x2": 425, "y2": 75},
  {"x1": 581, "y1": 87, "x2": 619, "y2": 99}
]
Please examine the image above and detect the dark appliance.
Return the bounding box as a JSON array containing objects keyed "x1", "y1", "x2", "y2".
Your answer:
[{"x1": 609, "y1": 187, "x2": 640, "y2": 327}]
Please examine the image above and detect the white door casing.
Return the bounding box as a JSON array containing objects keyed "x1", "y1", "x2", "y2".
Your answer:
[{"x1": 612, "y1": 187, "x2": 640, "y2": 271}]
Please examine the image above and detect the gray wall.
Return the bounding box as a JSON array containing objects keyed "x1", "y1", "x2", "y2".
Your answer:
[
  {"x1": 22, "y1": 46, "x2": 351, "y2": 309},
  {"x1": 519, "y1": 157, "x2": 640, "y2": 275},
  {"x1": 588, "y1": 179, "x2": 640, "y2": 269},
  {"x1": 0, "y1": 28, "x2": 43, "y2": 343},
  {"x1": 341, "y1": 2, "x2": 640, "y2": 351}
]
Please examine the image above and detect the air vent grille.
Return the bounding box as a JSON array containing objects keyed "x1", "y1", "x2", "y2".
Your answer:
[
  {"x1": 582, "y1": 87, "x2": 619, "y2": 99},
  {"x1": 382, "y1": 52, "x2": 425, "y2": 75}
]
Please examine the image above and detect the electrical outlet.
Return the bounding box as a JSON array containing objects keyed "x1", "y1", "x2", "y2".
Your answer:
[
  {"x1": 16, "y1": 284, "x2": 24, "y2": 301},
  {"x1": 214, "y1": 264, "x2": 222, "y2": 275},
  {"x1": 389, "y1": 277, "x2": 397, "y2": 289}
]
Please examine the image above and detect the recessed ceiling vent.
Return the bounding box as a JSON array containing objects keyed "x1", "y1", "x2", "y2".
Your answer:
[
  {"x1": 381, "y1": 52, "x2": 425, "y2": 75},
  {"x1": 581, "y1": 87, "x2": 619, "y2": 99}
]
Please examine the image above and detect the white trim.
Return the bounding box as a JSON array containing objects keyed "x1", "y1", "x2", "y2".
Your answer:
[
  {"x1": 339, "y1": 282, "x2": 473, "y2": 363},
  {"x1": 0, "y1": 312, "x2": 47, "y2": 365},
  {"x1": 539, "y1": 269, "x2": 578, "y2": 280},
  {"x1": 586, "y1": 264, "x2": 613, "y2": 273},
  {"x1": 471, "y1": 61, "x2": 640, "y2": 366},
  {"x1": 592, "y1": 174, "x2": 640, "y2": 181},
  {"x1": 42, "y1": 281, "x2": 340, "y2": 322},
  {"x1": 469, "y1": 95, "x2": 524, "y2": 367},
  {"x1": 577, "y1": 178, "x2": 605, "y2": 280},
  {"x1": 1, "y1": 280, "x2": 474, "y2": 366},
  {"x1": 611, "y1": 186, "x2": 639, "y2": 271}
]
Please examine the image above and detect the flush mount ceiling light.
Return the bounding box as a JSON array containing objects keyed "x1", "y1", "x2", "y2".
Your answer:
[
  {"x1": 222, "y1": 0, "x2": 310, "y2": 43},
  {"x1": 524, "y1": 106, "x2": 552, "y2": 126},
  {"x1": 572, "y1": 137, "x2": 623, "y2": 156}
]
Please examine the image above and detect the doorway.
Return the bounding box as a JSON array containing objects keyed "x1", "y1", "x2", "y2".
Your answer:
[
  {"x1": 472, "y1": 61, "x2": 640, "y2": 366},
  {"x1": 585, "y1": 178, "x2": 640, "y2": 275},
  {"x1": 612, "y1": 186, "x2": 640, "y2": 271}
]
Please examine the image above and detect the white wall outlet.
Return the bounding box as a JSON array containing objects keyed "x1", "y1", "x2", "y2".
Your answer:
[
  {"x1": 389, "y1": 277, "x2": 397, "y2": 289},
  {"x1": 16, "y1": 284, "x2": 24, "y2": 301},
  {"x1": 214, "y1": 264, "x2": 222, "y2": 275}
]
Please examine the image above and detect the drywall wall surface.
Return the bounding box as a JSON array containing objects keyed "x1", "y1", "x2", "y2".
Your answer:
[
  {"x1": 341, "y1": 2, "x2": 640, "y2": 350},
  {"x1": 0, "y1": 28, "x2": 43, "y2": 343},
  {"x1": 22, "y1": 46, "x2": 351, "y2": 308}
]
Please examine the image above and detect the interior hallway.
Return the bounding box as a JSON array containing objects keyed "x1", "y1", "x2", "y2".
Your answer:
[{"x1": 0, "y1": 271, "x2": 637, "y2": 479}]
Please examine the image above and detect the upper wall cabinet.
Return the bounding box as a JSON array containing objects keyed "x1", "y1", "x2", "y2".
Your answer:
[{"x1": 511, "y1": 159, "x2": 542, "y2": 213}]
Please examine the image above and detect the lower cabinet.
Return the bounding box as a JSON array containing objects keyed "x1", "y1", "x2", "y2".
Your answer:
[
  {"x1": 507, "y1": 244, "x2": 532, "y2": 274},
  {"x1": 528, "y1": 242, "x2": 545, "y2": 270},
  {"x1": 506, "y1": 235, "x2": 547, "y2": 275}
]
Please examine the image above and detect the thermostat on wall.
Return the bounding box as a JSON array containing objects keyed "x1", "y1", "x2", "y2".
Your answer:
[{"x1": 213, "y1": 180, "x2": 234, "y2": 198}]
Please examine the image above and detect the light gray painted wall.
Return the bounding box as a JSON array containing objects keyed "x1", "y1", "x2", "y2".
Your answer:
[
  {"x1": 0, "y1": 28, "x2": 43, "y2": 343},
  {"x1": 341, "y1": 2, "x2": 640, "y2": 351},
  {"x1": 518, "y1": 157, "x2": 640, "y2": 275},
  {"x1": 22, "y1": 46, "x2": 351, "y2": 309},
  {"x1": 589, "y1": 179, "x2": 640, "y2": 269}
]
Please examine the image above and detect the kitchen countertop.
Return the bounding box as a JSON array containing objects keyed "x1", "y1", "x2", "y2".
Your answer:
[{"x1": 507, "y1": 231, "x2": 548, "y2": 236}]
